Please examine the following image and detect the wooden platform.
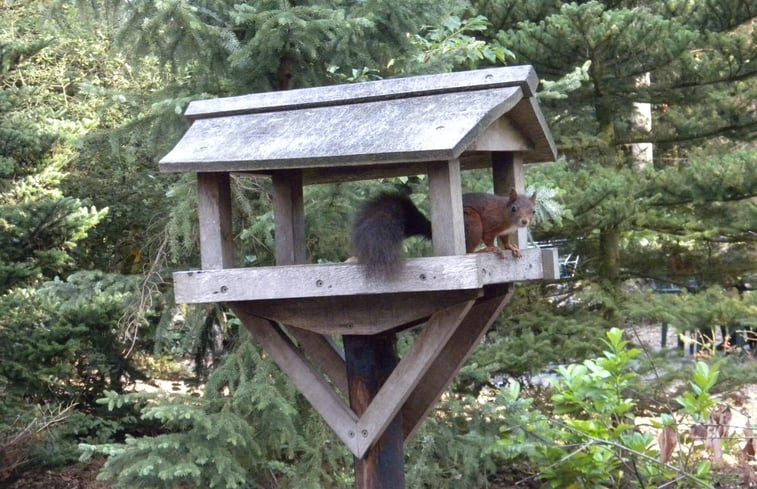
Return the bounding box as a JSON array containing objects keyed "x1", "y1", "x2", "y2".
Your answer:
[{"x1": 173, "y1": 248, "x2": 558, "y2": 334}]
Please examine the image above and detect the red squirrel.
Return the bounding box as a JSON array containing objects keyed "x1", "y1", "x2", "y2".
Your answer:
[
  {"x1": 463, "y1": 189, "x2": 537, "y2": 258},
  {"x1": 351, "y1": 189, "x2": 536, "y2": 278}
]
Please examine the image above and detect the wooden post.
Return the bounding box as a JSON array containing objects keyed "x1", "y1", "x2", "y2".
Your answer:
[
  {"x1": 197, "y1": 172, "x2": 234, "y2": 269},
  {"x1": 428, "y1": 159, "x2": 466, "y2": 256},
  {"x1": 272, "y1": 170, "x2": 306, "y2": 266},
  {"x1": 344, "y1": 333, "x2": 405, "y2": 489}
]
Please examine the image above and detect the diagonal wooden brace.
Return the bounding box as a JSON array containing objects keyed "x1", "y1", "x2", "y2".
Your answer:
[
  {"x1": 231, "y1": 305, "x2": 360, "y2": 454},
  {"x1": 231, "y1": 287, "x2": 511, "y2": 459},
  {"x1": 352, "y1": 300, "x2": 474, "y2": 457},
  {"x1": 401, "y1": 283, "x2": 514, "y2": 443}
]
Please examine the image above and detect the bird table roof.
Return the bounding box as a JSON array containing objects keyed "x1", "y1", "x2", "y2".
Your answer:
[{"x1": 159, "y1": 65, "x2": 557, "y2": 178}]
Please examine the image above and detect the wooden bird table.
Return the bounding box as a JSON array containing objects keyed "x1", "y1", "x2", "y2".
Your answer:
[{"x1": 161, "y1": 66, "x2": 559, "y2": 489}]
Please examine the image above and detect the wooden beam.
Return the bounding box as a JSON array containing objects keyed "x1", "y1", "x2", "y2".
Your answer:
[
  {"x1": 197, "y1": 172, "x2": 233, "y2": 269},
  {"x1": 428, "y1": 159, "x2": 466, "y2": 256},
  {"x1": 469, "y1": 117, "x2": 531, "y2": 152},
  {"x1": 355, "y1": 301, "x2": 474, "y2": 457},
  {"x1": 402, "y1": 284, "x2": 514, "y2": 444},
  {"x1": 541, "y1": 248, "x2": 560, "y2": 281},
  {"x1": 182, "y1": 66, "x2": 538, "y2": 119},
  {"x1": 172, "y1": 249, "x2": 552, "y2": 304},
  {"x1": 230, "y1": 153, "x2": 496, "y2": 186},
  {"x1": 286, "y1": 328, "x2": 348, "y2": 397},
  {"x1": 272, "y1": 170, "x2": 306, "y2": 266},
  {"x1": 232, "y1": 306, "x2": 359, "y2": 455},
  {"x1": 238, "y1": 290, "x2": 481, "y2": 335}
]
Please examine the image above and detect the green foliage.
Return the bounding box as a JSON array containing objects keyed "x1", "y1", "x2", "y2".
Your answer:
[
  {"x1": 0, "y1": 403, "x2": 77, "y2": 477},
  {"x1": 83, "y1": 330, "x2": 353, "y2": 489},
  {"x1": 104, "y1": 0, "x2": 457, "y2": 93},
  {"x1": 0, "y1": 3, "x2": 106, "y2": 292},
  {"x1": 472, "y1": 0, "x2": 757, "y2": 292},
  {"x1": 0, "y1": 0, "x2": 753, "y2": 487},
  {"x1": 675, "y1": 361, "x2": 720, "y2": 423},
  {"x1": 405, "y1": 393, "x2": 504, "y2": 489},
  {"x1": 490, "y1": 329, "x2": 719, "y2": 488},
  {"x1": 408, "y1": 15, "x2": 513, "y2": 73},
  {"x1": 0, "y1": 271, "x2": 144, "y2": 405}
]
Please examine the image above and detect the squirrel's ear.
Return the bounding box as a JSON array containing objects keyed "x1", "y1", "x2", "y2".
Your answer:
[
  {"x1": 530, "y1": 192, "x2": 537, "y2": 203},
  {"x1": 508, "y1": 188, "x2": 518, "y2": 201}
]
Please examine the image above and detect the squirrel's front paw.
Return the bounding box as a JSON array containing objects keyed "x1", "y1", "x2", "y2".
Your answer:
[{"x1": 504, "y1": 243, "x2": 522, "y2": 258}]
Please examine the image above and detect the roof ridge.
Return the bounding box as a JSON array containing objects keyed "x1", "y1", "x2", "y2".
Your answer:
[{"x1": 184, "y1": 65, "x2": 538, "y2": 120}]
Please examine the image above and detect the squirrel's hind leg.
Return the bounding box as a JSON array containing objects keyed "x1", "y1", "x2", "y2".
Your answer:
[{"x1": 464, "y1": 208, "x2": 483, "y2": 253}]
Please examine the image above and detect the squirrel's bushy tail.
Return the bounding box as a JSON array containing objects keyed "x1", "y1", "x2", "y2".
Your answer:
[{"x1": 351, "y1": 193, "x2": 432, "y2": 279}]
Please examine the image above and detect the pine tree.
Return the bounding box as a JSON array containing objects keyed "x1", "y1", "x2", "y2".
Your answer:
[
  {"x1": 0, "y1": 14, "x2": 104, "y2": 292},
  {"x1": 458, "y1": 0, "x2": 756, "y2": 373},
  {"x1": 0, "y1": 5, "x2": 147, "y2": 475},
  {"x1": 467, "y1": 0, "x2": 755, "y2": 282}
]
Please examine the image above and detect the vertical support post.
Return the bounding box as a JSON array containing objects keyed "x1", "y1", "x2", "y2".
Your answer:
[
  {"x1": 491, "y1": 152, "x2": 527, "y2": 252},
  {"x1": 272, "y1": 170, "x2": 306, "y2": 265},
  {"x1": 428, "y1": 159, "x2": 466, "y2": 256},
  {"x1": 344, "y1": 333, "x2": 405, "y2": 489},
  {"x1": 197, "y1": 172, "x2": 234, "y2": 269}
]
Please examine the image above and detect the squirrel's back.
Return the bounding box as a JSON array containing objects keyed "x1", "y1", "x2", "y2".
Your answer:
[{"x1": 351, "y1": 193, "x2": 431, "y2": 279}]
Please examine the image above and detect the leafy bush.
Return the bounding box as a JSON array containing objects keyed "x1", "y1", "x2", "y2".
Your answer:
[
  {"x1": 489, "y1": 328, "x2": 739, "y2": 488},
  {"x1": 0, "y1": 271, "x2": 145, "y2": 406}
]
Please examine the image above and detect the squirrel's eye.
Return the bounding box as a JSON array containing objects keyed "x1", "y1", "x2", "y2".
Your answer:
[{"x1": 511, "y1": 206, "x2": 517, "y2": 213}]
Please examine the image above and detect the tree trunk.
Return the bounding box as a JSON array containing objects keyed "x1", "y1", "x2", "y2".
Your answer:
[{"x1": 599, "y1": 225, "x2": 621, "y2": 285}]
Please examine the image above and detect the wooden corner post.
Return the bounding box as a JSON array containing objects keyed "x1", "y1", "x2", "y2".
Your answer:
[
  {"x1": 344, "y1": 333, "x2": 405, "y2": 489},
  {"x1": 428, "y1": 159, "x2": 466, "y2": 256},
  {"x1": 272, "y1": 170, "x2": 307, "y2": 266},
  {"x1": 197, "y1": 172, "x2": 233, "y2": 269}
]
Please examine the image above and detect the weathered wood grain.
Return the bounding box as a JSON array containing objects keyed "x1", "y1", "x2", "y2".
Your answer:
[
  {"x1": 428, "y1": 159, "x2": 466, "y2": 256},
  {"x1": 469, "y1": 116, "x2": 531, "y2": 152},
  {"x1": 233, "y1": 307, "x2": 359, "y2": 454},
  {"x1": 230, "y1": 153, "x2": 495, "y2": 186},
  {"x1": 240, "y1": 290, "x2": 481, "y2": 335},
  {"x1": 183, "y1": 65, "x2": 539, "y2": 120},
  {"x1": 541, "y1": 248, "x2": 561, "y2": 280},
  {"x1": 507, "y1": 96, "x2": 558, "y2": 163},
  {"x1": 159, "y1": 88, "x2": 525, "y2": 173},
  {"x1": 492, "y1": 153, "x2": 528, "y2": 253},
  {"x1": 272, "y1": 170, "x2": 306, "y2": 265},
  {"x1": 344, "y1": 333, "x2": 405, "y2": 488},
  {"x1": 197, "y1": 173, "x2": 233, "y2": 269},
  {"x1": 401, "y1": 284, "x2": 514, "y2": 444},
  {"x1": 172, "y1": 249, "x2": 556, "y2": 305},
  {"x1": 285, "y1": 327, "x2": 348, "y2": 397},
  {"x1": 354, "y1": 301, "x2": 474, "y2": 457}
]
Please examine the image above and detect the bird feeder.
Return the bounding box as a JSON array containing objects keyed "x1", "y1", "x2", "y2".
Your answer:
[{"x1": 160, "y1": 65, "x2": 558, "y2": 489}]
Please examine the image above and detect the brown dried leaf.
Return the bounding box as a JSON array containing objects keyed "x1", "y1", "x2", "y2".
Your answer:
[
  {"x1": 658, "y1": 424, "x2": 678, "y2": 464},
  {"x1": 729, "y1": 391, "x2": 748, "y2": 407},
  {"x1": 709, "y1": 403, "x2": 731, "y2": 437}
]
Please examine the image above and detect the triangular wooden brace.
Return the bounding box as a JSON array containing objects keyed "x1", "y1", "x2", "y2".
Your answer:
[{"x1": 231, "y1": 288, "x2": 511, "y2": 459}]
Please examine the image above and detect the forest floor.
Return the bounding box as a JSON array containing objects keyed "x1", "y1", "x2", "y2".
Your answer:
[{"x1": 4, "y1": 324, "x2": 757, "y2": 489}]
